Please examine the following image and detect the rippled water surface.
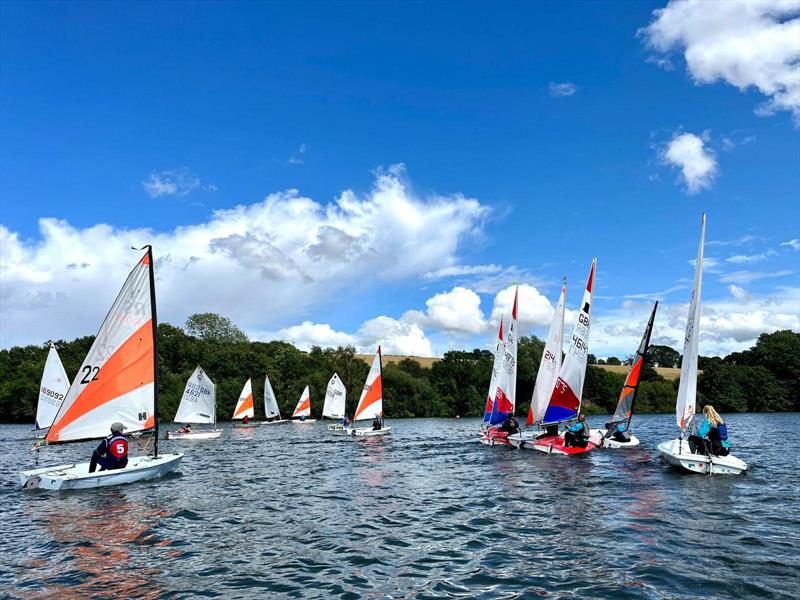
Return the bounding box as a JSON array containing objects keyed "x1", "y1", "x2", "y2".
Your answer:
[{"x1": 2, "y1": 414, "x2": 799, "y2": 599}]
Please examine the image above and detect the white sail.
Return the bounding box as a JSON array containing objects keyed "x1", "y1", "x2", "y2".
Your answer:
[
  {"x1": 232, "y1": 378, "x2": 255, "y2": 420},
  {"x1": 174, "y1": 366, "x2": 216, "y2": 424},
  {"x1": 264, "y1": 374, "x2": 281, "y2": 419},
  {"x1": 353, "y1": 348, "x2": 383, "y2": 421},
  {"x1": 676, "y1": 213, "x2": 705, "y2": 431},
  {"x1": 542, "y1": 259, "x2": 596, "y2": 425},
  {"x1": 35, "y1": 344, "x2": 70, "y2": 431},
  {"x1": 46, "y1": 251, "x2": 156, "y2": 443},
  {"x1": 529, "y1": 283, "x2": 566, "y2": 426},
  {"x1": 490, "y1": 288, "x2": 518, "y2": 423},
  {"x1": 482, "y1": 318, "x2": 505, "y2": 422},
  {"x1": 292, "y1": 385, "x2": 312, "y2": 418},
  {"x1": 322, "y1": 373, "x2": 346, "y2": 419}
]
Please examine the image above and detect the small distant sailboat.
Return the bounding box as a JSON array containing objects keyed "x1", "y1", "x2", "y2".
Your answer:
[
  {"x1": 262, "y1": 373, "x2": 288, "y2": 425},
  {"x1": 33, "y1": 343, "x2": 71, "y2": 439},
  {"x1": 20, "y1": 247, "x2": 183, "y2": 490},
  {"x1": 165, "y1": 366, "x2": 222, "y2": 440},
  {"x1": 345, "y1": 347, "x2": 389, "y2": 437},
  {"x1": 658, "y1": 215, "x2": 747, "y2": 475},
  {"x1": 232, "y1": 378, "x2": 259, "y2": 428},
  {"x1": 323, "y1": 373, "x2": 348, "y2": 430},
  {"x1": 589, "y1": 302, "x2": 658, "y2": 449},
  {"x1": 530, "y1": 259, "x2": 598, "y2": 455},
  {"x1": 480, "y1": 287, "x2": 518, "y2": 446},
  {"x1": 291, "y1": 385, "x2": 317, "y2": 423},
  {"x1": 509, "y1": 281, "x2": 566, "y2": 449},
  {"x1": 480, "y1": 317, "x2": 505, "y2": 433}
]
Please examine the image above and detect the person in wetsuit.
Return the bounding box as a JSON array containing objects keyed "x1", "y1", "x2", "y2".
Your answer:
[
  {"x1": 604, "y1": 421, "x2": 631, "y2": 443},
  {"x1": 688, "y1": 405, "x2": 730, "y2": 456},
  {"x1": 497, "y1": 415, "x2": 520, "y2": 436},
  {"x1": 372, "y1": 414, "x2": 382, "y2": 430},
  {"x1": 563, "y1": 414, "x2": 590, "y2": 448},
  {"x1": 89, "y1": 422, "x2": 129, "y2": 473}
]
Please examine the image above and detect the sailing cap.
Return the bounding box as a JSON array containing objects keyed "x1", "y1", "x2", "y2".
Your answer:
[{"x1": 110, "y1": 422, "x2": 126, "y2": 433}]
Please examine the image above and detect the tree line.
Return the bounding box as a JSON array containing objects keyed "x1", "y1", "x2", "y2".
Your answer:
[{"x1": 0, "y1": 312, "x2": 797, "y2": 423}]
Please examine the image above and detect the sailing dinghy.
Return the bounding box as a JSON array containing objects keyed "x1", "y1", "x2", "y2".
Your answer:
[
  {"x1": 657, "y1": 215, "x2": 747, "y2": 475},
  {"x1": 589, "y1": 302, "x2": 657, "y2": 449},
  {"x1": 480, "y1": 288, "x2": 518, "y2": 446},
  {"x1": 529, "y1": 260, "x2": 598, "y2": 455},
  {"x1": 33, "y1": 344, "x2": 71, "y2": 439},
  {"x1": 344, "y1": 347, "x2": 389, "y2": 437},
  {"x1": 323, "y1": 373, "x2": 348, "y2": 430},
  {"x1": 165, "y1": 366, "x2": 222, "y2": 440},
  {"x1": 20, "y1": 247, "x2": 183, "y2": 490},
  {"x1": 291, "y1": 386, "x2": 317, "y2": 423},
  {"x1": 262, "y1": 373, "x2": 288, "y2": 425},
  {"x1": 509, "y1": 282, "x2": 566, "y2": 449},
  {"x1": 232, "y1": 378, "x2": 259, "y2": 428}
]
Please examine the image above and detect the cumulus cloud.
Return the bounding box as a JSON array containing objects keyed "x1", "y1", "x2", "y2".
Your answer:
[
  {"x1": 0, "y1": 166, "x2": 488, "y2": 348},
  {"x1": 142, "y1": 167, "x2": 211, "y2": 198},
  {"x1": 661, "y1": 132, "x2": 718, "y2": 194},
  {"x1": 548, "y1": 81, "x2": 578, "y2": 97},
  {"x1": 640, "y1": 0, "x2": 800, "y2": 125},
  {"x1": 489, "y1": 284, "x2": 555, "y2": 331},
  {"x1": 728, "y1": 284, "x2": 752, "y2": 302},
  {"x1": 781, "y1": 239, "x2": 800, "y2": 251},
  {"x1": 404, "y1": 287, "x2": 487, "y2": 335}
]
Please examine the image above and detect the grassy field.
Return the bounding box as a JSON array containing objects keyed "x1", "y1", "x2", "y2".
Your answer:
[{"x1": 360, "y1": 354, "x2": 687, "y2": 380}]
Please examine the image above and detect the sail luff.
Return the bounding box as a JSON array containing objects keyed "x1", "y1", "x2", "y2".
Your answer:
[
  {"x1": 146, "y1": 246, "x2": 160, "y2": 457},
  {"x1": 676, "y1": 214, "x2": 705, "y2": 431}
]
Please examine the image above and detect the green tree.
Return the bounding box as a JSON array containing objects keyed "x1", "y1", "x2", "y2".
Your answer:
[
  {"x1": 606, "y1": 356, "x2": 622, "y2": 366},
  {"x1": 185, "y1": 313, "x2": 249, "y2": 343}
]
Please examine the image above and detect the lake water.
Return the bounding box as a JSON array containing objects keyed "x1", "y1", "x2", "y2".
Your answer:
[{"x1": 1, "y1": 413, "x2": 798, "y2": 599}]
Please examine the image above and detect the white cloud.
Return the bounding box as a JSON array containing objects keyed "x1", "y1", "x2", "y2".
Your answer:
[
  {"x1": 423, "y1": 264, "x2": 502, "y2": 280},
  {"x1": 404, "y1": 286, "x2": 487, "y2": 335},
  {"x1": 718, "y1": 269, "x2": 793, "y2": 284},
  {"x1": 707, "y1": 234, "x2": 764, "y2": 247},
  {"x1": 489, "y1": 284, "x2": 554, "y2": 331},
  {"x1": 641, "y1": 0, "x2": 800, "y2": 125},
  {"x1": 661, "y1": 132, "x2": 718, "y2": 194},
  {"x1": 287, "y1": 143, "x2": 309, "y2": 165},
  {"x1": 0, "y1": 165, "x2": 488, "y2": 348},
  {"x1": 276, "y1": 321, "x2": 356, "y2": 349},
  {"x1": 781, "y1": 239, "x2": 800, "y2": 251},
  {"x1": 548, "y1": 81, "x2": 578, "y2": 97},
  {"x1": 142, "y1": 167, "x2": 209, "y2": 198},
  {"x1": 728, "y1": 284, "x2": 752, "y2": 302},
  {"x1": 725, "y1": 250, "x2": 777, "y2": 264}
]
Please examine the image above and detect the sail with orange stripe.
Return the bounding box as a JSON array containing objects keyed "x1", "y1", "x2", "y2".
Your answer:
[
  {"x1": 353, "y1": 347, "x2": 382, "y2": 421},
  {"x1": 232, "y1": 379, "x2": 255, "y2": 420},
  {"x1": 611, "y1": 301, "x2": 658, "y2": 427},
  {"x1": 292, "y1": 385, "x2": 312, "y2": 418},
  {"x1": 46, "y1": 251, "x2": 156, "y2": 443}
]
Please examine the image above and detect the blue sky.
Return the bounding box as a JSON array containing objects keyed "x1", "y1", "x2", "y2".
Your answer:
[{"x1": 1, "y1": 0, "x2": 799, "y2": 357}]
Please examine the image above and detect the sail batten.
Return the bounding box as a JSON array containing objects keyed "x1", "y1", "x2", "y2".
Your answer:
[
  {"x1": 354, "y1": 348, "x2": 383, "y2": 421},
  {"x1": 542, "y1": 259, "x2": 596, "y2": 425},
  {"x1": 232, "y1": 379, "x2": 255, "y2": 420},
  {"x1": 676, "y1": 214, "x2": 705, "y2": 431},
  {"x1": 528, "y1": 283, "x2": 566, "y2": 426},
  {"x1": 174, "y1": 366, "x2": 216, "y2": 425},
  {"x1": 322, "y1": 373, "x2": 346, "y2": 419},
  {"x1": 46, "y1": 251, "x2": 156, "y2": 444}
]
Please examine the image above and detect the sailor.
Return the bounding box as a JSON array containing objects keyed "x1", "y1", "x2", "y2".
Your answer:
[
  {"x1": 179, "y1": 424, "x2": 192, "y2": 433},
  {"x1": 563, "y1": 414, "x2": 590, "y2": 448},
  {"x1": 242, "y1": 415, "x2": 250, "y2": 425},
  {"x1": 89, "y1": 422, "x2": 129, "y2": 473},
  {"x1": 498, "y1": 415, "x2": 520, "y2": 436},
  {"x1": 605, "y1": 421, "x2": 631, "y2": 443},
  {"x1": 689, "y1": 405, "x2": 730, "y2": 456},
  {"x1": 341, "y1": 415, "x2": 351, "y2": 427},
  {"x1": 372, "y1": 414, "x2": 382, "y2": 430}
]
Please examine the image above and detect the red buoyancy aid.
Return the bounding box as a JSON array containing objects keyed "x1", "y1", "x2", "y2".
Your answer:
[{"x1": 107, "y1": 433, "x2": 128, "y2": 459}]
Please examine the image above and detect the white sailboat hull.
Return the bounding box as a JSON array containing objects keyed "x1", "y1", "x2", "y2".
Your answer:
[
  {"x1": 233, "y1": 422, "x2": 260, "y2": 428},
  {"x1": 291, "y1": 419, "x2": 317, "y2": 424},
  {"x1": 658, "y1": 438, "x2": 747, "y2": 475},
  {"x1": 20, "y1": 453, "x2": 184, "y2": 490},
  {"x1": 262, "y1": 419, "x2": 289, "y2": 425},
  {"x1": 589, "y1": 428, "x2": 641, "y2": 449},
  {"x1": 327, "y1": 423, "x2": 346, "y2": 431},
  {"x1": 344, "y1": 426, "x2": 391, "y2": 437},
  {"x1": 165, "y1": 429, "x2": 223, "y2": 440},
  {"x1": 507, "y1": 431, "x2": 542, "y2": 450}
]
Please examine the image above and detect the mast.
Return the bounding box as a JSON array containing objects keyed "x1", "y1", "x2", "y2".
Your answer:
[
  {"x1": 145, "y1": 245, "x2": 160, "y2": 457},
  {"x1": 378, "y1": 345, "x2": 383, "y2": 424}
]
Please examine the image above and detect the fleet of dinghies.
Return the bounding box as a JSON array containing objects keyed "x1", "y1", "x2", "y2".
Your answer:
[{"x1": 18, "y1": 214, "x2": 748, "y2": 491}]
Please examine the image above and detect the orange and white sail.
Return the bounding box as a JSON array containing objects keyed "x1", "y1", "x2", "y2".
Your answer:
[
  {"x1": 353, "y1": 347, "x2": 382, "y2": 421},
  {"x1": 232, "y1": 378, "x2": 255, "y2": 420},
  {"x1": 292, "y1": 385, "x2": 312, "y2": 418},
  {"x1": 35, "y1": 344, "x2": 71, "y2": 431},
  {"x1": 46, "y1": 251, "x2": 156, "y2": 443}
]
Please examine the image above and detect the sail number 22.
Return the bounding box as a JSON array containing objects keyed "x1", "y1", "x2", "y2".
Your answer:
[{"x1": 80, "y1": 365, "x2": 100, "y2": 384}]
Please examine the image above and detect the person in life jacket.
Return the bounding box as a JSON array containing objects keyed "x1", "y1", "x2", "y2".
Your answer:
[
  {"x1": 89, "y1": 422, "x2": 129, "y2": 472},
  {"x1": 689, "y1": 405, "x2": 730, "y2": 457},
  {"x1": 372, "y1": 414, "x2": 382, "y2": 431},
  {"x1": 497, "y1": 415, "x2": 520, "y2": 436},
  {"x1": 604, "y1": 421, "x2": 631, "y2": 443},
  {"x1": 340, "y1": 415, "x2": 351, "y2": 427},
  {"x1": 563, "y1": 414, "x2": 590, "y2": 448},
  {"x1": 242, "y1": 415, "x2": 250, "y2": 425}
]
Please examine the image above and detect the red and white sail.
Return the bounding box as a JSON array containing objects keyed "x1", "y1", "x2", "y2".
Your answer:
[
  {"x1": 353, "y1": 347, "x2": 383, "y2": 421},
  {"x1": 482, "y1": 318, "x2": 504, "y2": 423},
  {"x1": 528, "y1": 282, "x2": 566, "y2": 426},
  {"x1": 490, "y1": 287, "x2": 518, "y2": 424},
  {"x1": 676, "y1": 214, "x2": 705, "y2": 431},
  {"x1": 46, "y1": 251, "x2": 156, "y2": 443},
  {"x1": 292, "y1": 385, "x2": 312, "y2": 418},
  {"x1": 232, "y1": 378, "x2": 255, "y2": 420},
  {"x1": 322, "y1": 373, "x2": 346, "y2": 419},
  {"x1": 542, "y1": 259, "x2": 596, "y2": 424},
  {"x1": 35, "y1": 344, "x2": 71, "y2": 431}
]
